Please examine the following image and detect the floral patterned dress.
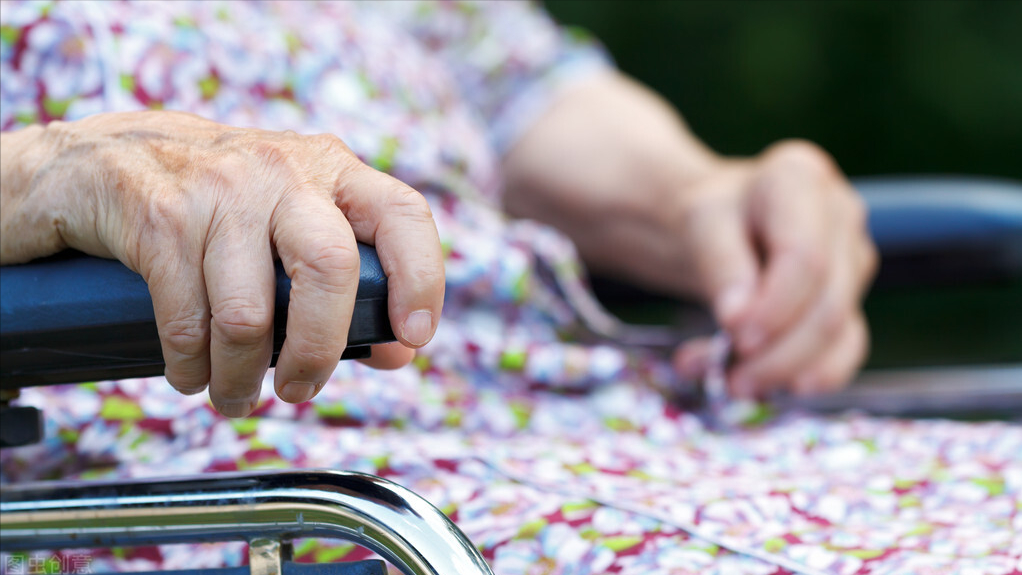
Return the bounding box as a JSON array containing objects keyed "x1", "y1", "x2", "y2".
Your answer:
[{"x1": 1, "y1": 2, "x2": 1019, "y2": 574}]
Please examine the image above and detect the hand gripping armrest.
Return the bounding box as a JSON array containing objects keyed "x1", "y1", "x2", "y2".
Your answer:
[{"x1": 0, "y1": 244, "x2": 395, "y2": 389}]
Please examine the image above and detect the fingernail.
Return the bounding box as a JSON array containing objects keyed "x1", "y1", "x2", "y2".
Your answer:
[
  {"x1": 401, "y1": 310, "x2": 434, "y2": 347},
  {"x1": 281, "y1": 381, "x2": 319, "y2": 403},
  {"x1": 217, "y1": 400, "x2": 256, "y2": 418},
  {"x1": 715, "y1": 283, "x2": 753, "y2": 324},
  {"x1": 740, "y1": 326, "x2": 766, "y2": 353}
]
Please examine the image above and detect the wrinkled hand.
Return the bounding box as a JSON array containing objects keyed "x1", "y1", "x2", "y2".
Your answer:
[
  {"x1": 501, "y1": 72, "x2": 877, "y2": 399},
  {"x1": 1, "y1": 111, "x2": 444, "y2": 416},
  {"x1": 671, "y1": 141, "x2": 878, "y2": 398}
]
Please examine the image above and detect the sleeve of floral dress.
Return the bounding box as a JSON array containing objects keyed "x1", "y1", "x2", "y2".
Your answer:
[{"x1": 380, "y1": 0, "x2": 614, "y2": 156}]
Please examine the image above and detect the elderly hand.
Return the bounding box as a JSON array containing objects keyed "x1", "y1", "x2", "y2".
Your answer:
[
  {"x1": 503, "y1": 72, "x2": 877, "y2": 398},
  {"x1": 667, "y1": 142, "x2": 877, "y2": 398},
  {"x1": 0, "y1": 111, "x2": 445, "y2": 416}
]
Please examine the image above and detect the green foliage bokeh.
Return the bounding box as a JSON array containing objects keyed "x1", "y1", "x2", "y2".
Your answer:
[{"x1": 545, "y1": 0, "x2": 1022, "y2": 180}]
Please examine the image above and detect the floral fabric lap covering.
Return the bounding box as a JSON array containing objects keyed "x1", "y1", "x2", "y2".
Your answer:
[{"x1": 1, "y1": 2, "x2": 1019, "y2": 574}]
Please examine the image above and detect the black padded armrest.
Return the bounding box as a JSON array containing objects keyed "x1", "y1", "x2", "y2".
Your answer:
[{"x1": 0, "y1": 244, "x2": 395, "y2": 389}]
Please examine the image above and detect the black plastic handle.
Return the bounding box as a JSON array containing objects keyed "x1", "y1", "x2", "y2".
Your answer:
[{"x1": 0, "y1": 244, "x2": 395, "y2": 388}]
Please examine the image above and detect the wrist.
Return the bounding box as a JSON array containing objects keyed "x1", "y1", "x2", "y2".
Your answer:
[
  {"x1": 0, "y1": 123, "x2": 76, "y2": 264},
  {"x1": 1, "y1": 125, "x2": 45, "y2": 198}
]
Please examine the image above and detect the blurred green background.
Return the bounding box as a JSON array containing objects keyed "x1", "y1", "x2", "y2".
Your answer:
[
  {"x1": 545, "y1": 0, "x2": 1022, "y2": 368},
  {"x1": 545, "y1": 0, "x2": 1022, "y2": 180}
]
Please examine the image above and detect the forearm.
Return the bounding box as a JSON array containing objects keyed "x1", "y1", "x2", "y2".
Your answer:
[{"x1": 501, "y1": 71, "x2": 723, "y2": 298}]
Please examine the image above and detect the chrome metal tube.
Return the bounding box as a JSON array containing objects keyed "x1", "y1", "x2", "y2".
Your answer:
[{"x1": 0, "y1": 469, "x2": 493, "y2": 575}]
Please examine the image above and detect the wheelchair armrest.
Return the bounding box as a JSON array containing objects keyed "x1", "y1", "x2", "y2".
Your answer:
[
  {"x1": 855, "y1": 176, "x2": 1022, "y2": 287},
  {"x1": 0, "y1": 244, "x2": 395, "y2": 389}
]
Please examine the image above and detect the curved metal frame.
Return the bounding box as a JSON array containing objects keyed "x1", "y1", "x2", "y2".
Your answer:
[{"x1": 0, "y1": 469, "x2": 493, "y2": 575}]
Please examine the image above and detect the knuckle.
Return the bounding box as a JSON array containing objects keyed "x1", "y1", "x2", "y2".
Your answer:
[
  {"x1": 767, "y1": 139, "x2": 839, "y2": 179},
  {"x1": 211, "y1": 297, "x2": 273, "y2": 345},
  {"x1": 161, "y1": 314, "x2": 209, "y2": 356},
  {"x1": 387, "y1": 186, "x2": 434, "y2": 221},
  {"x1": 310, "y1": 132, "x2": 353, "y2": 156},
  {"x1": 296, "y1": 241, "x2": 360, "y2": 287},
  {"x1": 286, "y1": 343, "x2": 341, "y2": 375}
]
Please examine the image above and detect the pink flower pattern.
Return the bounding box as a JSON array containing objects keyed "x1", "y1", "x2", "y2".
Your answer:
[{"x1": 2, "y1": 2, "x2": 1019, "y2": 574}]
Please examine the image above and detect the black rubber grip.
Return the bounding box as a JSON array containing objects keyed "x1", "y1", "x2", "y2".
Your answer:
[{"x1": 0, "y1": 244, "x2": 395, "y2": 389}]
